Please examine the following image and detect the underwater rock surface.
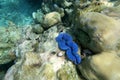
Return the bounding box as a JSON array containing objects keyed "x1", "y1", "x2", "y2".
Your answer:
[
  {"x1": 102, "y1": 5, "x2": 120, "y2": 20},
  {"x1": 4, "y1": 52, "x2": 81, "y2": 80},
  {"x1": 1, "y1": 0, "x2": 120, "y2": 80},
  {"x1": 4, "y1": 24, "x2": 82, "y2": 80},
  {"x1": 75, "y1": 12, "x2": 120, "y2": 53},
  {"x1": 78, "y1": 51, "x2": 120, "y2": 80},
  {"x1": 0, "y1": 25, "x2": 22, "y2": 64},
  {"x1": 43, "y1": 12, "x2": 61, "y2": 28}
]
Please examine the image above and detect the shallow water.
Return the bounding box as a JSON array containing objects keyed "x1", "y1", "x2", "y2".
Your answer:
[
  {"x1": 0, "y1": 0, "x2": 42, "y2": 27},
  {"x1": 0, "y1": 0, "x2": 120, "y2": 80}
]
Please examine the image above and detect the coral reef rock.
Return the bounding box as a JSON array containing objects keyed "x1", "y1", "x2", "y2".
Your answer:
[
  {"x1": 43, "y1": 12, "x2": 61, "y2": 28},
  {"x1": 75, "y1": 12, "x2": 120, "y2": 53},
  {"x1": 4, "y1": 23, "x2": 83, "y2": 80},
  {"x1": 2, "y1": 0, "x2": 120, "y2": 80},
  {"x1": 4, "y1": 51, "x2": 82, "y2": 80},
  {"x1": 0, "y1": 26, "x2": 22, "y2": 64},
  {"x1": 32, "y1": 24, "x2": 44, "y2": 34},
  {"x1": 39, "y1": 26, "x2": 59, "y2": 52},
  {"x1": 101, "y1": 5, "x2": 120, "y2": 20},
  {"x1": 32, "y1": 9, "x2": 44, "y2": 24},
  {"x1": 78, "y1": 51, "x2": 120, "y2": 80}
]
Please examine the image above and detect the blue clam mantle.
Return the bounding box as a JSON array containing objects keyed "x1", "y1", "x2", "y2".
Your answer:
[{"x1": 55, "y1": 32, "x2": 81, "y2": 64}]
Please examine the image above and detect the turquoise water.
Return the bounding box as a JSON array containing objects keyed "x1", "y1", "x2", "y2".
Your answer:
[{"x1": 0, "y1": 0, "x2": 42, "y2": 27}]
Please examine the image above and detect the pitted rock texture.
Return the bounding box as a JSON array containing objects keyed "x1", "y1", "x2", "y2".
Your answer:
[{"x1": 75, "y1": 12, "x2": 120, "y2": 53}]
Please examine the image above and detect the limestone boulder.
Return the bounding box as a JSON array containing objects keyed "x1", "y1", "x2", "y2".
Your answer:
[
  {"x1": 75, "y1": 12, "x2": 120, "y2": 53},
  {"x1": 43, "y1": 12, "x2": 61, "y2": 28},
  {"x1": 78, "y1": 51, "x2": 120, "y2": 80}
]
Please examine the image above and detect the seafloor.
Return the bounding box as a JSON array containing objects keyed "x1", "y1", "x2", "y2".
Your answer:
[{"x1": 0, "y1": 0, "x2": 120, "y2": 80}]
